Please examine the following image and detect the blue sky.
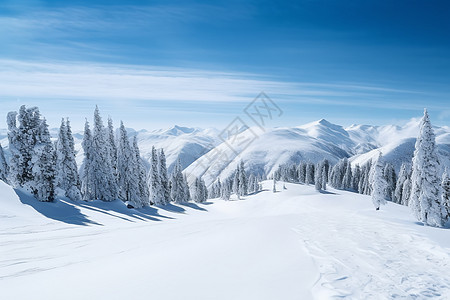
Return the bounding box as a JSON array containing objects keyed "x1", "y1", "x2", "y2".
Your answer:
[{"x1": 0, "y1": 0, "x2": 449, "y2": 130}]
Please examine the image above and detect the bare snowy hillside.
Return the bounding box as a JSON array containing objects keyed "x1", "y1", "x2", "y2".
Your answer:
[{"x1": 2, "y1": 180, "x2": 450, "y2": 299}]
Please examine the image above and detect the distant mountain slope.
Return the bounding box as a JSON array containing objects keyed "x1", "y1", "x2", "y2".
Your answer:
[{"x1": 1, "y1": 119, "x2": 449, "y2": 184}]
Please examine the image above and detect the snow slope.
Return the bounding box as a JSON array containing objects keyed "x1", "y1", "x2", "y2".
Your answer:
[{"x1": 2, "y1": 180, "x2": 450, "y2": 299}]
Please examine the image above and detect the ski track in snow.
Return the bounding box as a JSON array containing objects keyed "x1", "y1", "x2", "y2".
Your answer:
[{"x1": 293, "y1": 205, "x2": 450, "y2": 299}]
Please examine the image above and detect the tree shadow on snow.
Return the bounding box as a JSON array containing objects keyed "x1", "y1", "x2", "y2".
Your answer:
[
  {"x1": 77, "y1": 200, "x2": 171, "y2": 222},
  {"x1": 180, "y1": 202, "x2": 207, "y2": 212},
  {"x1": 14, "y1": 189, "x2": 100, "y2": 226},
  {"x1": 319, "y1": 190, "x2": 338, "y2": 195},
  {"x1": 156, "y1": 203, "x2": 186, "y2": 214}
]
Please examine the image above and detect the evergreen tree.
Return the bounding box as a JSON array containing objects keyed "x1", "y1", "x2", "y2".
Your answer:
[
  {"x1": 238, "y1": 161, "x2": 248, "y2": 196},
  {"x1": 305, "y1": 163, "x2": 315, "y2": 185},
  {"x1": 55, "y1": 118, "x2": 81, "y2": 201},
  {"x1": 352, "y1": 164, "x2": 361, "y2": 191},
  {"x1": 107, "y1": 117, "x2": 118, "y2": 183},
  {"x1": 170, "y1": 158, "x2": 185, "y2": 204},
  {"x1": 183, "y1": 174, "x2": 192, "y2": 202},
  {"x1": 0, "y1": 144, "x2": 9, "y2": 183},
  {"x1": 402, "y1": 178, "x2": 412, "y2": 206},
  {"x1": 31, "y1": 118, "x2": 56, "y2": 202},
  {"x1": 410, "y1": 109, "x2": 446, "y2": 227},
  {"x1": 132, "y1": 136, "x2": 150, "y2": 206},
  {"x1": 233, "y1": 166, "x2": 240, "y2": 199},
  {"x1": 6, "y1": 111, "x2": 20, "y2": 187},
  {"x1": 117, "y1": 121, "x2": 139, "y2": 206},
  {"x1": 384, "y1": 163, "x2": 397, "y2": 201},
  {"x1": 158, "y1": 149, "x2": 171, "y2": 205},
  {"x1": 342, "y1": 162, "x2": 353, "y2": 190},
  {"x1": 273, "y1": 177, "x2": 277, "y2": 193},
  {"x1": 441, "y1": 170, "x2": 450, "y2": 219},
  {"x1": 394, "y1": 163, "x2": 410, "y2": 204},
  {"x1": 298, "y1": 162, "x2": 307, "y2": 183},
  {"x1": 90, "y1": 107, "x2": 118, "y2": 201},
  {"x1": 147, "y1": 146, "x2": 163, "y2": 205},
  {"x1": 315, "y1": 163, "x2": 323, "y2": 191},
  {"x1": 80, "y1": 119, "x2": 95, "y2": 200},
  {"x1": 370, "y1": 154, "x2": 387, "y2": 210}
]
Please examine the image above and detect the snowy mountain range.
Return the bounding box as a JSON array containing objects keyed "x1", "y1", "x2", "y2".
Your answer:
[{"x1": 1, "y1": 118, "x2": 449, "y2": 186}]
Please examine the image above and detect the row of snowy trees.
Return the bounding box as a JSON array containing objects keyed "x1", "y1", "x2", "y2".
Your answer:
[
  {"x1": 208, "y1": 161, "x2": 263, "y2": 201},
  {"x1": 0, "y1": 105, "x2": 223, "y2": 207}
]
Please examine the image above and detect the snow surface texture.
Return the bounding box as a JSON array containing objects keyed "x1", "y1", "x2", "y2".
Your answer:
[
  {"x1": 2, "y1": 179, "x2": 450, "y2": 299},
  {"x1": 1, "y1": 118, "x2": 449, "y2": 185}
]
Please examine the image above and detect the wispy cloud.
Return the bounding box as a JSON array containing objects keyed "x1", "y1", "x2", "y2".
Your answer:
[{"x1": 0, "y1": 59, "x2": 426, "y2": 105}]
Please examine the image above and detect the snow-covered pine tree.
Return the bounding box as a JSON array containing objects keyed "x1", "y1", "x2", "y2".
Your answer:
[
  {"x1": 132, "y1": 136, "x2": 150, "y2": 206},
  {"x1": 183, "y1": 174, "x2": 191, "y2": 202},
  {"x1": 441, "y1": 170, "x2": 450, "y2": 219},
  {"x1": 0, "y1": 144, "x2": 9, "y2": 183},
  {"x1": 193, "y1": 177, "x2": 207, "y2": 203},
  {"x1": 221, "y1": 178, "x2": 231, "y2": 200},
  {"x1": 32, "y1": 118, "x2": 56, "y2": 202},
  {"x1": 402, "y1": 178, "x2": 412, "y2": 206},
  {"x1": 352, "y1": 164, "x2": 361, "y2": 191},
  {"x1": 342, "y1": 162, "x2": 353, "y2": 190},
  {"x1": 107, "y1": 117, "x2": 118, "y2": 183},
  {"x1": 315, "y1": 163, "x2": 322, "y2": 191},
  {"x1": 370, "y1": 153, "x2": 388, "y2": 210},
  {"x1": 273, "y1": 177, "x2": 277, "y2": 193},
  {"x1": 6, "y1": 111, "x2": 20, "y2": 187},
  {"x1": 170, "y1": 158, "x2": 185, "y2": 204},
  {"x1": 55, "y1": 118, "x2": 81, "y2": 201},
  {"x1": 147, "y1": 146, "x2": 163, "y2": 205},
  {"x1": 298, "y1": 162, "x2": 307, "y2": 183},
  {"x1": 117, "y1": 121, "x2": 140, "y2": 206},
  {"x1": 394, "y1": 163, "x2": 410, "y2": 204},
  {"x1": 80, "y1": 119, "x2": 95, "y2": 200},
  {"x1": 238, "y1": 160, "x2": 248, "y2": 196},
  {"x1": 158, "y1": 149, "x2": 171, "y2": 205},
  {"x1": 384, "y1": 163, "x2": 396, "y2": 201},
  {"x1": 410, "y1": 109, "x2": 446, "y2": 227},
  {"x1": 7, "y1": 106, "x2": 41, "y2": 189},
  {"x1": 89, "y1": 107, "x2": 118, "y2": 201},
  {"x1": 306, "y1": 163, "x2": 315, "y2": 185},
  {"x1": 233, "y1": 166, "x2": 240, "y2": 199}
]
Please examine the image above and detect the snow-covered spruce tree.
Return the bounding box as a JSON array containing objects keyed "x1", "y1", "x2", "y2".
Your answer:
[
  {"x1": 441, "y1": 170, "x2": 450, "y2": 219},
  {"x1": 107, "y1": 117, "x2": 118, "y2": 183},
  {"x1": 248, "y1": 174, "x2": 255, "y2": 194},
  {"x1": 117, "y1": 121, "x2": 140, "y2": 207},
  {"x1": 158, "y1": 149, "x2": 171, "y2": 205},
  {"x1": 273, "y1": 177, "x2": 277, "y2": 193},
  {"x1": 147, "y1": 146, "x2": 163, "y2": 205},
  {"x1": 132, "y1": 136, "x2": 150, "y2": 206},
  {"x1": 6, "y1": 111, "x2": 21, "y2": 186},
  {"x1": 352, "y1": 164, "x2": 361, "y2": 191},
  {"x1": 193, "y1": 177, "x2": 207, "y2": 203},
  {"x1": 80, "y1": 119, "x2": 94, "y2": 200},
  {"x1": 0, "y1": 144, "x2": 9, "y2": 183},
  {"x1": 409, "y1": 109, "x2": 446, "y2": 227},
  {"x1": 238, "y1": 160, "x2": 248, "y2": 196},
  {"x1": 89, "y1": 106, "x2": 118, "y2": 201},
  {"x1": 55, "y1": 118, "x2": 82, "y2": 201},
  {"x1": 402, "y1": 178, "x2": 412, "y2": 206},
  {"x1": 394, "y1": 163, "x2": 410, "y2": 204},
  {"x1": 305, "y1": 163, "x2": 315, "y2": 185},
  {"x1": 370, "y1": 153, "x2": 388, "y2": 210},
  {"x1": 315, "y1": 163, "x2": 323, "y2": 191},
  {"x1": 342, "y1": 162, "x2": 353, "y2": 190},
  {"x1": 183, "y1": 174, "x2": 192, "y2": 202},
  {"x1": 32, "y1": 118, "x2": 56, "y2": 202},
  {"x1": 170, "y1": 158, "x2": 185, "y2": 204},
  {"x1": 7, "y1": 106, "x2": 41, "y2": 189},
  {"x1": 221, "y1": 178, "x2": 231, "y2": 200},
  {"x1": 233, "y1": 166, "x2": 240, "y2": 199},
  {"x1": 384, "y1": 163, "x2": 396, "y2": 201},
  {"x1": 298, "y1": 162, "x2": 307, "y2": 184}
]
